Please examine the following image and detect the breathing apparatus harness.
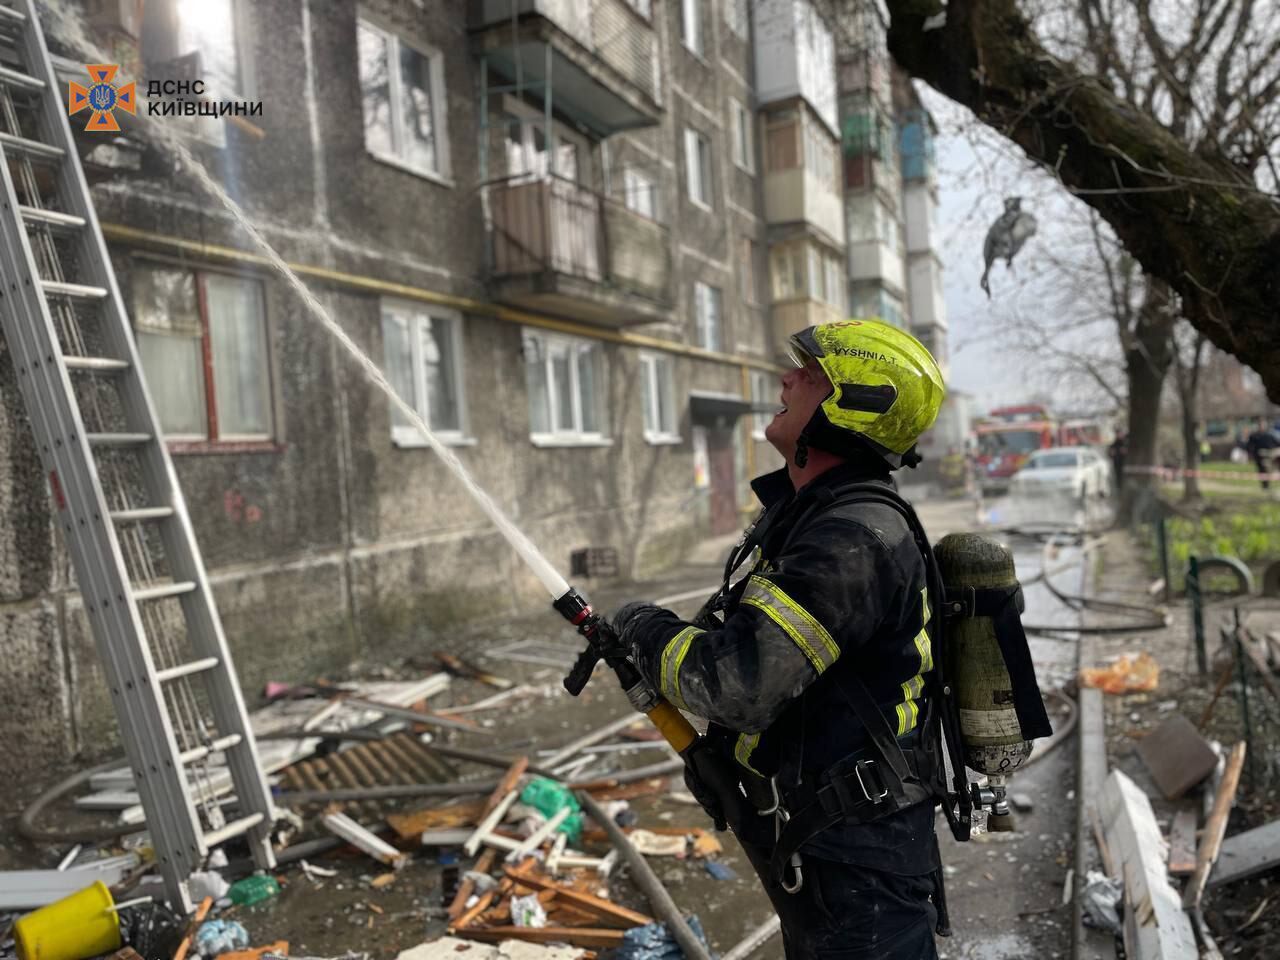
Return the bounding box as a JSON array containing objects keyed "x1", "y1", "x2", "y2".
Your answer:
[{"x1": 697, "y1": 474, "x2": 1050, "y2": 935}]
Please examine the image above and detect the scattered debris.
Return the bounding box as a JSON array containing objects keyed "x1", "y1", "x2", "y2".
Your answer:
[
  {"x1": 1136, "y1": 714, "x2": 1219, "y2": 799},
  {"x1": 1100, "y1": 769, "x2": 1197, "y2": 959},
  {"x1": 1209, "y1": 818, "x2": 1280, "y2": 888},
  {"x1": 189, "y1": 870, "x2": 231, "y2": 903},
  {"x1": 322, "y1": 812, "x2": 409, "y2": 870},
  {"x1": 509, "y1": 893, "x2": 548, "y2": 928},
  {"x1": 1010, "y1": 793, "x2": 1034, "y2": 813},
  {"x1": 1080, "y1": 870, "x2": 1123, "y2": 935},
  {"x1": 435, "y1": 652, "x2": 516, "y2": 690},
  {"x1": 12, "y1": 879, "x2": 122, "y2": 960},
  {"x1": 228, "y1": 875, "x2": 281, "y2": 906},
  {"x1": 629, "y1": 831, "x2": 688, "y2": 857},
  {"x1": 704, "y1": 862, "x2": 737, "y2": 881},
  {"x1": 397, "y1": 938, "x2": 584, "y2": 960},
  {"x1": 0, "y1": 866, "x2": 135, "y2": 911},
  {"x1": 1080, "y1": 652, "x2": 1160, "y2": 694},
  {"x1": 1167, "y1": 809, "x2": 1199, "y2": 877},
  {"x1": 610, "y1": 916, "x2": 712, "y2": 960},
  {"x1": 1184, "y1": 742, "x2": 1247, "y2": 910},
  {"x1": 194, "y1": 920, "x2": 251, "y2": 958}
]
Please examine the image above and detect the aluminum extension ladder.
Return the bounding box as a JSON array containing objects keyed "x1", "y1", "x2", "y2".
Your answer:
[{"x1": 0, "y1": 0, "x2": 275, "y2": 910}]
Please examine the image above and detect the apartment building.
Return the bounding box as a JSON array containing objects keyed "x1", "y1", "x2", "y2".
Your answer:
[{"x1": 0, "y1": 0, "x2": 862, "y2": 771}]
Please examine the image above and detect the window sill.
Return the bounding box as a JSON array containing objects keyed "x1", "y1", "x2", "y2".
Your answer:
[
  {"x1": 644, "y1": 432, "x2": 683, "y2": 446},
  {"x1": 732, "y1": 159, "x2": 755, "y2": 175},
  {"x1": 688, "y1": 196, "x2": 714, "y2": 213},
  {"x1": 392, "y1": 432, "x2": 476, "y2": 449},
  {"x1": 530, "y1": 435, "x2": 614, "y2": 449},
  {"x1": 367, "y1": 149, "x2": 455, "y2": 189},
  {"x1": 168, "y1": 439, "x2": 282, "y2": 455},
  {"x1": 682, "y1": 44, "x2": 710, "y2": 68}
]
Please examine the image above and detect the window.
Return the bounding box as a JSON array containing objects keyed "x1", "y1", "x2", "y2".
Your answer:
[
  {"x1": 623, "y1": 166, "x2": 658, "y2": 219},
  {"x1": 726, "y1": 0, "x2": 749, "y2": 39},
  {"x1": 357, "y1": 18, "x2": 451, "y2": 181},
  {"x1": 639, "y1": 354, "x2": 679, "y2": 442},
  {"x1": 504, "y1": 103, "x2": 582, "y2": 181},
  {"x1": 824, "y1": 251, "x2": 844, "y2": 309},
  {"x1": 730, "y1": 99, "x2": 754, "y2": 172},
  {"x1": 523, "y1": 330, "x2": 607, "y2": 443},
  {"x1": 750, "y1": 370, "x2": 773, "y2": 439},
  {"x1": 770, "y1": 245, "x2": 804, "y2": 300},
  {"x1": 626, "y1": 0, "x2": 652, "y2": 17},
  {"x1": 738, "y1": 237, "x2": 757, "y2": 304},
  {"x1": 804, "y1": 118, "x2": 837, "y2": 192},
  {"x1": 765, "y1": 110, "x2": 799, "y2": 171},
  {"x1": 681, "y1": 0, "x2": 702, "y2": 56},
  {"x1": 693, "y1": 282, "x2": 723, "y2": 351},
  {"x1": 142, "y1": 0, "x2": 253, "y2": 146},
  {"x1": 381, "y1": 302, "x2": 466, "y2": 446},
  {"x1": 684, "y1": 128, "x2": 713, "y2": 208},
  {"x1": 807, "y1": 246, "x2": 823, "y2": 301},
  {"x1": 134, "y1": 264, "x2": 271, "y2": 443}
]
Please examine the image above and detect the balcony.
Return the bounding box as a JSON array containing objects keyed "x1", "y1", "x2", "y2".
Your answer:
[
  {"x1": 770, "y1": 299, "x2": 844, "y2": 358},
  {"x1": 848, "y1": 240, "x2": 906, "y2": 293},
  {"x1": 487, "y1": 174, "x2": 672, "y2": 326},
  {"x1": 471, "y1": 0, "x2": 662, "y2": 137}
]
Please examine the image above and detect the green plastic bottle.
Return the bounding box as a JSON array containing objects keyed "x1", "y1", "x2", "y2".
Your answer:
[{"x1": 227, "y1": 874, "x2": 280, "y2": 906}]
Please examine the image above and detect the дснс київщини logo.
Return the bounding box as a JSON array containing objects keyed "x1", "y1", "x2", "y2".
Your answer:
[{"x1": 68, "y1": 64, "x2": 136, "y2": 132}]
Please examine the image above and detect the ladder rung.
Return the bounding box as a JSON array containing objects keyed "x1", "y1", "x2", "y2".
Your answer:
[
  {"x1": 88, "y1": 432, "x2": 152, "y2": 446},
  {"x1": 0, "y1": 5, "x2": 26, "y2": 26},
  {"x1": 132, "y1": 580, "x2": 196, "y2": 603},
  {"x1": 0, "y1": 130, "x2": 63, "y2": 161},
  {"x1": 155, "y1": 656, "x2": 220, "y2": 683},
  {"x1": 20, "y1": 206, "x2": 86, "y2": 232},
  {"x1": 178, "y1": 733, "x2": 243, "y2": 766},
  {"x1": 0, "y1": 64, "x2": 42, "y2": 92},
  {"x1": 64, "y1": 355, "x2": 129, "y2": 373},
  {"x1": 41, "y1": 279, "x2": 108, "y2": 300},
  {"x1": 110, "y1": 506, "x2": 174, "y2": 523},
  {"x1": 202, "y1": 813, "x2": 266, "y2": 849}
]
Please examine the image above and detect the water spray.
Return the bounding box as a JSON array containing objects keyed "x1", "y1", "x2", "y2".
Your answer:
[{"x1": 41, "y1": 0, "x2": 695, "y2": 751}]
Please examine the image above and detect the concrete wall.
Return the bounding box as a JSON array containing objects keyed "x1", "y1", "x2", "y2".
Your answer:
[{"x1": 0, "y1": 0, "x2": 785, "y2": 780}]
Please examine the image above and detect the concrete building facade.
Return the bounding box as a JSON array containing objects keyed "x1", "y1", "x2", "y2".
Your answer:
[{"x1": 0, "y1": 0, "x2": 863, "y2": 775}]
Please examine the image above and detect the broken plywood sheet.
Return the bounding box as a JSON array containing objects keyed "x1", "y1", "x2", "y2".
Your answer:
[
  {"x1": 81, "y1": 676, "x2": 450, "y2": 819},
  {"x1": 396, "y1": 937, "x2": 585, "y2": 960},
  {"x1": 1208, "y1": 819, "x2": 1280, "y2": 888},
  {"x1": 1100, "y1": 769, "x2": 1198, "y2": 960},
  {"x1": 1135, "y1": 714, "x2": 1218, "y2": 799}
]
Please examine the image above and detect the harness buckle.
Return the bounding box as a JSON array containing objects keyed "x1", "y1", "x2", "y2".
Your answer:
[
  {"x1": 854, "y1": 759, "x2": 890, "y2": 803},
  {"x1": 945, "y1": 586, "x2": 976, "y2": 619}
]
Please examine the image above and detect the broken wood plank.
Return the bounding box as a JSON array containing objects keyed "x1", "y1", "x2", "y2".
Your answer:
[
  {"x1": 173, "y1": 897, "x2": 214, "y2": 960},
  {"x1": 341, "y1": 696, "x2": 486, "y2": 734},
  {"x1": 1100, "y1": 769, "x2": 1198, "y2": 960},
  {"x1": 435, "y1": 652, "x2": 515, "y2": 689},
  {"x1": 504, "y1": 867, "x2": 654, "y2": 928},
  {"x1": 386, "y1": 799, "x2": 485, "y2": 841},
  {"x1": 505, "y1": 807, "x2": 572, "y2": 863},
  {"x1": 1184, "y1": 741, "x2": 1246, "y2": 909},
  {"x1": 1136, "y1": 714, "x2": 1219, "y2": 799},
  {"x1": 1167, "y1": 809, "x2": 1199, "y2": 877},
  {"x1": 447, "y1": 848, "x2": 497, "y2": 921},
  {"x1": 465, "y1": 788, "x2": 520, "y2": 856},
  {"x1": 461, "y1": 926, "x2": 625, "y2": 949},
  {"x1": 483, "y1": 757, "x2": 530, "y2": 819},
  {"x1": 1209, "y1": 813, "x2": 1280, "y2": 888},
  {"x1": 321, "y1": 812, "x2": 408, "y2": 870},
  {"x1": 452, "y1": 876, "x2": 514, "y2": 931}
]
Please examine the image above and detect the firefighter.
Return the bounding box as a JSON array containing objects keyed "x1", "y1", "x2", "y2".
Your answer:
[{"x1": 613, "y1": 320, "x2": 947, "y2": 959}]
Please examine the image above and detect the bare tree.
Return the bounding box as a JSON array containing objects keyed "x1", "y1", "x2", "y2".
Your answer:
[
  {"x1": 1169, "y1": 319, "x2": 1208, "y2": 500},
  {"x1": 867, "y1": 0, "x2": 1280, "y2": 401}
]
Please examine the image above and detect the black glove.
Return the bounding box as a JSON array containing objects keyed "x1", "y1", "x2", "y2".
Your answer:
[{"x1": 611, "y1": 601, "x2": 663, "y2": 647}]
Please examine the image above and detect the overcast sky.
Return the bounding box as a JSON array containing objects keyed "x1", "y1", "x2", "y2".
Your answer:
[{"x1": 920, "y1": 90, "x2": 1108, "y2": 416}]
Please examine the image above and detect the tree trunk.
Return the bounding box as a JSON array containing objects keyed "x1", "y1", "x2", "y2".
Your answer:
[
  {"x1": 882, "y1": 0, "x2": 1280, "y2": 403},
  {"x1": 1180, "y1": 401, "x2": 1202, "y2": 501},
  {"x1": 1119, "y1": 286, "x2": 1175, "y2": 524}
]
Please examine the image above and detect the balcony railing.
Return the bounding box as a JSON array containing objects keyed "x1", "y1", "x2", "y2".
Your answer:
[{"x1": 486, "y1": 174, "x2": 671, "y2": 325}]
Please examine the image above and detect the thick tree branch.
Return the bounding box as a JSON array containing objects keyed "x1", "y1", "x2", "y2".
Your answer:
[{"x1": 883, "y1": 0, "x2": 1280, "y2": 401}]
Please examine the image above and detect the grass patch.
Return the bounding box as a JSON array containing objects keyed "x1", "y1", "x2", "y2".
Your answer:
[{"x1": 1146, "y1": 496, "x2": 1280, "y2": 592}]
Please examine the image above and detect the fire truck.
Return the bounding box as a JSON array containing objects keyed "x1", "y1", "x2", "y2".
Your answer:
[{"x1": 973, "y1": 404, "x2": 1060, "y2": 491}]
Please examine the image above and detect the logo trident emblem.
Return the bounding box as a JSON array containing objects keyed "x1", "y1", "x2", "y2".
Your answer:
[{"x1": 68, "y1": 64, "x2": 136, "y2": 132}]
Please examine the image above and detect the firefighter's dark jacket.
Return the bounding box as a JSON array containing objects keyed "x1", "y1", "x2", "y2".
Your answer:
[{"x1": 624, "y1": 459, "x2": 936, "y2": 873}]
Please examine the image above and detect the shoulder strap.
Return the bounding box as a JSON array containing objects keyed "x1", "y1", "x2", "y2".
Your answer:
[{"x1": 816, "y1": 481, "x2": 974, "y2": 842}]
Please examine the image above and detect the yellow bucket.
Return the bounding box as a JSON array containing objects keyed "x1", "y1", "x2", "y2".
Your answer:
[{"x1": 13, "y1": 880, "x2": 122, "y2": 960}]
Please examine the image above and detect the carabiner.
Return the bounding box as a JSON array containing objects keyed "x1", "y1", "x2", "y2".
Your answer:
[
  {"x1": 774, "y1": 797, "x2": 804, "y2": 894},
  {"x1": 756, "y1": 776, "x2": 782, "y2": 817}
]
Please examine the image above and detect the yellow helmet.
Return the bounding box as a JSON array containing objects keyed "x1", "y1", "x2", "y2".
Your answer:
[{"x1": 788, "y1": 318, "x2": 945, "y2": 469}]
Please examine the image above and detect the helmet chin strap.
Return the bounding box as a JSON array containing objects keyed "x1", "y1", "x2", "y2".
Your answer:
[{"x1": 794, "y1": 435, "x2": 809, "y2": 468}]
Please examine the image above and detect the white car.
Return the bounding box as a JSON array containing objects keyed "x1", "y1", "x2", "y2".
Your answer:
[{"x1": 1009, "y1": 447, "x2": 1111, "y2": 500}]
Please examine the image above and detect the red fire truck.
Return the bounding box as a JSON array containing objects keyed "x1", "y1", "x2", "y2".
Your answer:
[{"x1": 973, "y1": 404, "x2": 1059, "y2": 491}]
